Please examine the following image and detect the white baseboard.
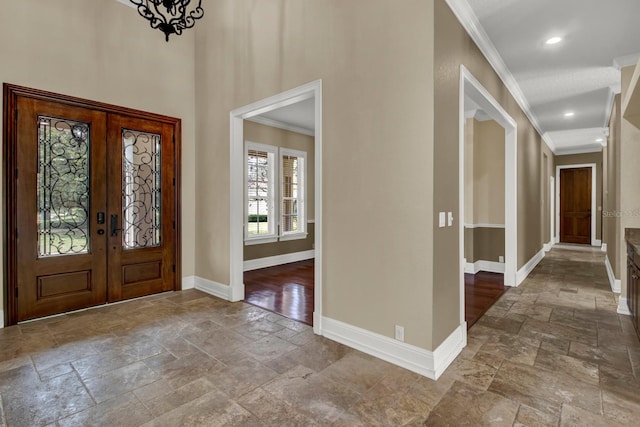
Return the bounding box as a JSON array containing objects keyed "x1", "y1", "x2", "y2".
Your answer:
[
  {"x1": 321, "y1": 317, "x2": 465, "y2": 380},
  {"x1": 182, "y1": 276, "x2": 196, "y2": 290},
  {"x1": 516, "y1": 248, "x2": 545, "y2": 286},
  {"x1": 0, "y1": 310, "x2": 4, "y2": 328},
  {"x1": 464, "y1": 260, "x2": 505, "y2": 274},
  {"x1": 543, "y1": 242, "x2": 553, "y2": 252},
  {"x1": 605, "y1": 255, "x2": 621, "y2": 294},
  {"x1": 593, "y1": 239, "x2": 602, "y2": 247},
  {"x1": 601, "y1": 243, "x2": 608, "y2": 253},
  {"x1": 618, "y1": 297, "x2": 631, "y2": 316},
  {"x1": 194, "y1": 277, "x2": 231, "y2": 300},
  {"x1": 243, "y1": 250, "x2": 315, "y2": 272}
]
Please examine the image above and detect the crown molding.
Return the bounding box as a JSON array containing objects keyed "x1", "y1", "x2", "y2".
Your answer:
[
  {"x1": 246, "y1": 116, "x2": 315, "y2": 137},
  {"x1": 613, "y1": 53, "x2": 640, "y2": 70},
  {"x1": 114, "y1": 0, "x2": 135, "y2": 8},
  {"x1": 445, "y1": 0, "x2": 556, "y2": 153}
]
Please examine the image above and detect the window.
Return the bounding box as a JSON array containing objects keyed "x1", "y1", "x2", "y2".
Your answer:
[
  {"x1": 280, "y1": 148, "x2": 306, "y2": 240},
  {"x1": 245, "y1": 142, "x2": 277, "y2": 243},
  {"x1": 245, "y1": 142, "x2": 307, "y2": 244}
]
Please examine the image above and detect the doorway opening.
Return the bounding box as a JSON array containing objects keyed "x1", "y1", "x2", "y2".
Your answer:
[
  {"x1": 230, "y1": 81, "x2": 323, "y2": 333},
  {"x1": 458, "y1": 66, "x2": 517, "y2": 331},
  {"x1": 555, "y1": 164, "x2": 597, "y2": 246}
]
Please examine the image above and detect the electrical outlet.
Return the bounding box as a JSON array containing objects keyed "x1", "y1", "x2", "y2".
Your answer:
[
  {"x1": 499, "y1": 256, "x2": 504, "y2": 263},
  {"x1": 395, "y1": 325, "x2": 404, "y2": 342}
]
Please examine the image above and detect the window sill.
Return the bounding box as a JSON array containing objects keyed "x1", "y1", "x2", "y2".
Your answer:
[
  {"x1": 279, "y1": 233, "x2": 308, "y2": 242},
  {"x1": 244, "y1": 237, "x2": 278, "y2": 246}
]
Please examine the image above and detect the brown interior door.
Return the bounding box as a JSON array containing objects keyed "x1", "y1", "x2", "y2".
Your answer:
[
  {"x1": 106, "y1": 114, "x2": 175, "y2": 302},
  {"x1": 15, "y1": 98, "x2": 108, "y2": 321},
  {"x1": 560, "y1": 167, "x2": 592, "y2": 244},
  {"x1": 10, "y1": 91, "x2": 178, "y2": 323}
]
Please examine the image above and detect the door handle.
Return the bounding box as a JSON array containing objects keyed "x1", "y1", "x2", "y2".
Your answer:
[
  {"x1": 97, "y1": 212, "x2": 105, "y2": 224},
  {"x1": 110, "y1": 214, "x2": 121, "y2": 237}
]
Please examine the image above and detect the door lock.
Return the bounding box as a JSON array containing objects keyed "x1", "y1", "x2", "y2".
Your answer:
[{"x1": 110, "y1": 214, "x2": 121, "y2": 237}]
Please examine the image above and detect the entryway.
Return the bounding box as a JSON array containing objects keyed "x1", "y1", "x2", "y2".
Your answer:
[
  {"x1": 4, "y1": 85, "x2": 181, "y2": 325},
  {"x1": 558, "y1": 166, "x2": 594, "y2": 245}
]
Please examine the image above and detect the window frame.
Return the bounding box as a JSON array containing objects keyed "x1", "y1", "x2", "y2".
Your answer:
[
  {"x1": 244, "y1": 141, "x2": 278, "y2": 244},
  {"x1": 279, "y1": 147, "x2": 307, "y2": 241}
]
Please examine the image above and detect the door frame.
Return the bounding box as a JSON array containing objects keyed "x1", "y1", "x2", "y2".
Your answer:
[
  {"x1": 555, "y1": 163, "x2": 597, "y2": 246},
  {"x1": 229, "y1": 80, "x2": 323, "y2": 334},
  {"x1": 550, "y1": 175, "x2": 555, "y2": 247},
  {"x1": 3, "y1": 83, "x2": 183, "y2": 326},
  {"x1": 459, "y1": 66, "x2": 518, "y2": 329}
]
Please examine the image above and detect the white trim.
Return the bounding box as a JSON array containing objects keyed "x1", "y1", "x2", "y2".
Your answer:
[
  {"x1": 516, "y1": 248, "x2": 545, "y2": 286},
  {"x1": 459, "y1": 65, "x2": 518, "y2": 329},
  {"x1": 550, "y1": 176, "x2": 555, "y2": 246},
  {"x1": 555, "y1": 164, "x2": 597, "y2": 246},
  {"x1": 464, "y1": 260, "x2": 505, "y2": 274},
  {"x1": 230, "y1": 80, "x2": 323, "y2": 330},
  {"x1": 0, "y1": 310, "x2": 4, "y2": 328},
  {"x1": 554, "y1": 146, "x2": 603, "y2": 156},
  {"x1": 246, "y1": 116, "x2": 315, "y2": 137},
  {"x1": 321, "y1": 317, "x2": 465, "y2": 380},
  {"x1": 244, "y1": 237, "x2": 278, "y2": 246},
  {"x1": 593, "y1": 239, "x2": 602, "y2": 247},
  {"x1": 278, "y1": 233, "x2": 308, "y2": 242},
  {"x1": 182, "y1": 276, "x2": 196, "y2": 290},
  {"x1": 464, "y1": 223, "x2": 505, "y2": 229},
  {"x1": 613, "y1": 53, "x2": 640, "y2": 70},
  {"x1": 307, "y1": 219, "x2": 315, "y2": 224},
  {"x1": 543, "y1": 242, "x2": 553, "y2": 252},
  {"x1": 618, "y1": 298, "x2": 631, "y2": 316},
  {"x1": 601, "y1": 243, "x2": 608, "y2": 253},
  {"x1": 605, "y1": 255, "x2": 621, "y2": 294},
  {"x1": 243, "y1": 250, "x2": 315, "y2": 272},
  {"x1": 445, "y1": 0, "x2": 551, "y2": 152},
  {"x1": 194, "y1": 277, "x2": 231, "y2": 301}
]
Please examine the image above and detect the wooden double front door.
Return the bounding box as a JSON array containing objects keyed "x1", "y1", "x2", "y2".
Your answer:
[{"x1": 5, "y1": 85, "x2": 181, "y2": 324}]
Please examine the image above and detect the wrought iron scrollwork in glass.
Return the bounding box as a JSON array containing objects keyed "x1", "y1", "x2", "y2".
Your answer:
[
  {"x1": 122, "y1": 129, "x2": 162, "y2": 249},
  {"x1": 37, "y1": 116, "x2": 90, "y2": 257}
]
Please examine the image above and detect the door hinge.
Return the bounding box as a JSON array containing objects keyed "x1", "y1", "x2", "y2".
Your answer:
[
  {"x1": 15, "y1": 287, "x2": 18, "y2": 298},
  {"x1": 172, "y1": 265, "x2": 176, "y2": 272},
  {"x1": 15, "y1": 228, "x2": 18, "y2": 239},
  {"x1": 173, "y1": 177, "x2": 176, "y2": 186},
  {"x1": 15, "y1": 168, "x2": 18, "y2": 179}
]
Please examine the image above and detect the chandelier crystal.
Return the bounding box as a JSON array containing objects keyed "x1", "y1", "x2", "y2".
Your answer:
[{"x1": 130, "y1": 0, "x2": 204, "y2": 42}]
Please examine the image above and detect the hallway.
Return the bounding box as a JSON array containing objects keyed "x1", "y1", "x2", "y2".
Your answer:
[{"x1": 0, "y1": 248, "x2": 638, "y2": 425}]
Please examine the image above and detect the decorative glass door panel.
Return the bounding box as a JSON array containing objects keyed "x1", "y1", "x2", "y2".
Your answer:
[
  {"x1": 37, "y1": 116, "x2": 91, "y2": 257},
  {"x1": 9, "y1": 87, "x2": 179, "y2": 324},
  {"x1": 122, "y1": 128, "x2": 162, "y2": 249}
]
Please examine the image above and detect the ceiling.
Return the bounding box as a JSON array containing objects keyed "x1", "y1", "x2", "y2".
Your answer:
[
  {"x1": 452, "y1": 0, "x2": 640, "y2": 154},
  {"x1": 249, "y1": 98, "x2": 315, "y2": 136}
]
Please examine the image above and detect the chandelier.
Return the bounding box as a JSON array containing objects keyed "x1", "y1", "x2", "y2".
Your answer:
[{"x1": 129, "y1": 0, "x2": 204, "y2": 42}]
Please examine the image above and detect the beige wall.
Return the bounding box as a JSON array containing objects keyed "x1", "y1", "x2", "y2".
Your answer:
[
  {"x1": 554, "y1": 152, "x2": 603, "y2": 241},
  {"x1": 619, "y1": 65, "x2": 640, "y2": 299},
  {"x1": 243, "y1": 121, "x2": 314, "y2": 260},
  {"x1": 434, "y1": 0, "x2": 547, "y2": 344},
  {"x1": 473, "y1": 119, "x2": 505, "y2": 224},
  {"x1": 195, "y1": 0, "x2": 436, "y2": 348},
  {"x1": 603, "y1": 95, "x2": 621, "y2": 276},
  {"x1": 0, "y1": 0, "x2": 197, "y2": 320},
  {"x1": 464, "y1": 118, "x2": 506, "y2": 264},
  {"x1": 541, "y1": 145, "x2": 554, "y2": 246}
]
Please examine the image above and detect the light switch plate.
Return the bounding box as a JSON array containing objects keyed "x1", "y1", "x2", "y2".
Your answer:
[
  {"x1": 448, "y1": 212, "x2": 454, "y2": 226},
  {"x1": 439, "y1": 212, "x2": 446, "y2": 227}
]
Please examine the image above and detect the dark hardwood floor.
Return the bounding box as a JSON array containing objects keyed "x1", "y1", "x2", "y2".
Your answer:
[
  {"x1": 465, "y1": 271, "x2": 506, "y2": 329},
  {"x1": 244, "y1": 259, "x2": 506, "y2": 329},
  {"x1": 244, "y1": 259, "x2": 314, "y2": 325}
]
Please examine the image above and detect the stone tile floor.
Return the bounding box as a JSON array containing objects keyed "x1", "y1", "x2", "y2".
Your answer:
[{"x1": 1, "y1": 248, "x2": 640, "y2": 426}]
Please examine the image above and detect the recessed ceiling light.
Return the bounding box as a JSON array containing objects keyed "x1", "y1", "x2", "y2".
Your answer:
[
  {"x1": 546, "y1": 36, "x2": 563, "y2": 45},
  {"x1": 564, "y1": 112, "x2": 575, "y2": 118}
]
